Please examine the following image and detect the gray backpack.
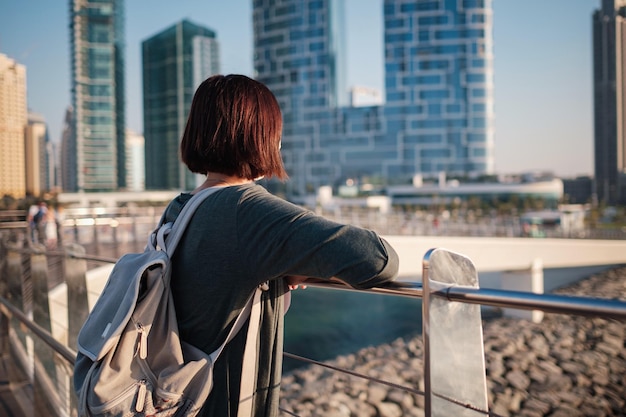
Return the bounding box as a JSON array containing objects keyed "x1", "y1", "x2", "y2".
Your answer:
[{"x1": 74, "y1": 187, "x2": 263, "y2": 417}]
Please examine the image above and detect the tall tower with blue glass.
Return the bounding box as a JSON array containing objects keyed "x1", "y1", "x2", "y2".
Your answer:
[
  {"x1": 254, "y1": 0, "x2": 348, "y2": 195},
  {"x1": 384, "y1": 0, "x2": 494, "y2": 179},
  {"x1": 253, "y1": 0, "x2": 494, "y2": 196},
  {"x1": 142, "y1": 20, "x2": 220, "y2": 190},
  {"x1": 69, "y1": 0, "x2": 126, "y2": 191}
]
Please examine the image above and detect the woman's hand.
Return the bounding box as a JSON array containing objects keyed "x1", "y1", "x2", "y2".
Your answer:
[{"x1": 285, "y1": 275, "x2": 308, "y2": 290}]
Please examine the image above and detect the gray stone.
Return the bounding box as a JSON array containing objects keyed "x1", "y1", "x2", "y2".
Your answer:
[
  {"x1": 527, "y1": 365, "x2": 547, "y2": 384},
  {"x1": 506, "y1": 370, "x2": 531, "y2": 390},
  {"x1": 522, "y1": 397, "x2": 551, "y2": 415},
  {"x1": 366, "y1": 384, "x2": 388, "y2": 404},
  {"x1": 528, "y1": 334, "x2": 550, "y2": 357},
  {"x1": 557, "y1": 391, "x2": 583, "y2": 408},
  {"x1": 537, "y1": 359, "x2": 562, "y2": 375},
  {"x1": 509, "y1": 390, "x2": 526, "y2": 413},
  {"x1": 547, "y1": 405, "x2": 583, "y2": 417},
  {"x1": 349, "y1": 401, "x2": 378, "y2": 417},
  {"x1": 490, "y1": 401, "x2": 510, "y2": 417},
  {"x1": 385, "y1": 389, "x2": 414, "y2": 410},
  {"x1": 559, "y1": 360, "x2": 584, "y2": 375},
  {"x1": 376, "y1": 401, "x2": 403, "y2": 417},
  {"x1": 404, "y1": 408, "x2": 426, "y2": 417},
  {"x1": 487, "y1": 354, "x2": 506, "y2": 378},
  {"x1": 590, "y1": 364, "x2": 610, "y2": 386}
]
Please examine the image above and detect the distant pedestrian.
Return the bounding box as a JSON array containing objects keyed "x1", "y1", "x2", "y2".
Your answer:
[
  {"x1": 33, "y1": 201, "x2": 48, "y2": 245},
  {"x1": 27, "y1": 203, "x2": 39, "y2": 242}
]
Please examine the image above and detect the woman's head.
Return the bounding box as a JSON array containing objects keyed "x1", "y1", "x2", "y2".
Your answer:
[{"x1": 180, "y1": 74, "x2": 287, "y2": 180}]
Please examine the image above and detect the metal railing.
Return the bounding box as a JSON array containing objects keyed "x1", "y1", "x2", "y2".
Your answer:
[
  {"x1": 5, "y1": 205, "x2": 626, "y2": 243},
  {"x1": 0, "y1": 233, "x2": 625, "y2": 416}
]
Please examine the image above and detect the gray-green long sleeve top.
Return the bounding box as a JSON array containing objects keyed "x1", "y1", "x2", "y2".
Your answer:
[{"x1": 165, "y1": 183, "x2": 399, "y2": 417}]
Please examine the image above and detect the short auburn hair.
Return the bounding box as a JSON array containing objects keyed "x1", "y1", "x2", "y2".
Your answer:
[{"x1": 180, "y1": 74, "x2": 287, "y2": 180}]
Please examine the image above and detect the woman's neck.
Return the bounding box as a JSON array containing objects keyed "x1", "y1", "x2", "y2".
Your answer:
[{"x1": 193, "y1": 172, "x2": 252, "y2": 193}]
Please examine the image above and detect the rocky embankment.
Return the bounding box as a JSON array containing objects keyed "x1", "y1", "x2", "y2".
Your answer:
[{"x1": 280, "y1": 267, "x2": 626, "y2": 417}]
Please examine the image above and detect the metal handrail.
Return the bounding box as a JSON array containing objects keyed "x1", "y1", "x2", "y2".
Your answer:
[
  {"x1": 0, "y1": 295, "x2": 77, "y2": 364},
  {"x1": 4, "y1": 246, "x2": 119, "y2": 264},
  {"x1": 442, "y1": 285, "x2": 626, "y2": 319},
  {"x1": 0, "y1": 272, "x2": 623, "y2": 372},
  {"x1": 304, "y1": 279, "x2": 626, "y2": 320}
]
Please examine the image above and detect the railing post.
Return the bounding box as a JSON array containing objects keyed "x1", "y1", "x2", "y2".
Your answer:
[
  {"x1": 64, "y1": 243, "x2": 89, "y2": 351},
  {"x1": 4, "y1": 240, "x2": 26, "y2": 317},
  {"x1": 92, "y1": 214, "x2": 100, "y2": 256},
  {"x1": 422, "y1": 248, "x2": 489, "y2": 417},
  {"x1": 31, "y1": 245, "x2": 53, "y2": 335},
  {"x1": 501, "y1": 258, "x2": 544, "y2": 323},
  {"x1": 30, "y1": 244, "x2": 62, "y2": 414},
  {"x1": 131, "y1": 209, "x2": 141, "y2": 252},
  {"x1": 0, "y1": 236, "x2": 10, "y2": 354}
]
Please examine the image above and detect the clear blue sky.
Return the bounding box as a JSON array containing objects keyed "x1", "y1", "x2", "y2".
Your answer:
[{"x1": 1, "y1": 0, "x2": 599, "y2": 178}]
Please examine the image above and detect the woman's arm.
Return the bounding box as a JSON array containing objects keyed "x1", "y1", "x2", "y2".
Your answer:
[{"x1": 239, "y1": 188, "x2": 400, "y2": 289}]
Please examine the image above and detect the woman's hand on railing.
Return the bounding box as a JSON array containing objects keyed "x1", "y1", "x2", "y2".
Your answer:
[{"x1": 285, "y1": 275, "x2": 308, "y2": 290}]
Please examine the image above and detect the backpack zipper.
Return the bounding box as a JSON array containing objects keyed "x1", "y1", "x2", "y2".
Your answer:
[
  {"x1": 136, "y1": 380, "x2": 147, "y2": 412},
  {"x1": 137, "y1": 323, "x2": 148, "y2": 359}
]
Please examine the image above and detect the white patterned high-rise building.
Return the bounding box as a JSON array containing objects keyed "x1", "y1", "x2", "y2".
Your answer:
[{"x1": 0, "y1": 53, "x2": 27, "y2": 198}]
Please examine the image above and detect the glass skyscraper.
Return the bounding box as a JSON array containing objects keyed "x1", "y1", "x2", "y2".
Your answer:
[
  {"x1": 69, "y1": 0, "x2": 126, "y2": 192},
  {"x1": 593, "y1": 0, "x2": 626, "y2": 205},
  {"x1": 253, "y1": 0, "x2": 494, "y2": 196},
  {"x1": 253, "y1": 0, "x2": 348, "y2": 195},
  {"x1": 142, "y1": 20, "x2": 220, "y2": 190},
  {"x1": 383, "y1": 0, "x2": 494, "y2": 178}
]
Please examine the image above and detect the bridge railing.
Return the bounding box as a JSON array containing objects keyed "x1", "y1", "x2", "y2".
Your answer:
[{"x1": 0, "y1": 232, "x2": 625, "y2": 417}]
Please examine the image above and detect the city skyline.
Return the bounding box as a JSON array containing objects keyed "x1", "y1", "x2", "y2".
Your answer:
[
  {"x1": 253, "y1": 0, "x2": 495, "y2": 194},
  {"x1": 1, "y1": 0, "x2": 598, "y2": 179}
]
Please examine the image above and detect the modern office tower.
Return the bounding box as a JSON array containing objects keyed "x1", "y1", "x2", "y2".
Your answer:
[
  {"x1": 142, "y1": 19, "x2": 220, "y2": 190},
  {"x1": 593, "y1": 0, "x2": 626, "y2": 205},
  {"x1": 0, "y1": 53, "x2": 27, "y2": 198},
  {"x1": 46, "y1": 139, "x2": 61, "y2": 193},
  {"x1": 383, "y1": 0, "x2": 494, "y2": 178},
  {"x1": 125, "y1": 129, "x2": 145, "y2": 192},
  {"x1": 253, "y1": 0, "x2": 348, "y2": 195},
  {"x1": 69, "y1": 0, "x2": 126, "y2": 192},
  {"x1": 60, "y1": 106, "x2": 76, "y2": 192},
  {"x1": 24, "y1": 112, "x2": 48, "y2": 196},
  {"x1": 253, "y1": 0, "x2": 494, "y2": 196}
]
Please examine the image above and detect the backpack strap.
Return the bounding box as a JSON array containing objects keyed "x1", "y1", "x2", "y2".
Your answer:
[
  {"x1": 237, "y1": 284, "x2": 264, "y2": 417},
  {"x1": 150, "y1": 186, "x2": 225, "y2": 255},
  {"x1": 205, "y1": 284, "x2": 264, "y2": 417}
]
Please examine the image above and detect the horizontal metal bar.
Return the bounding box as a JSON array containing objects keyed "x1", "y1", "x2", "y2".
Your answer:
[
  {"x1": 305, "y1": 279, "x2": 424, "y2": 298},
  {"x1": 439, "y1": 287, "x2": 626, "y2": 320},
  {"x1": 0, "y1": 296, "x2": 77, "y2": 364},
  {"x1": 0, "y1": 221, "x2": 28, "y2": 229},
  {"x1": 7, "y1": 247, "x2": 118, "y2": 264},
  {"x1": 306, "y1": 280, "x2": 626, "y2": 320}
]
